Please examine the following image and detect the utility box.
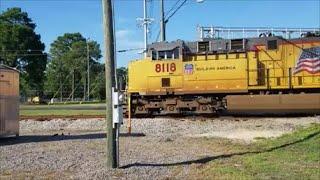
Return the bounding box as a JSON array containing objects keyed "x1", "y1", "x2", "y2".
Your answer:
[{"x1": 0, "y1": 64, "x2": 19, "y2": 137}]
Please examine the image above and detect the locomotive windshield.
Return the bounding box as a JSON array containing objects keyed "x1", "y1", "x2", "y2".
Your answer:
[
  {"x1": 148, "y1": 40, "x2": 183, "y2": 60},
  {"x1": 152, "y1": 48, "x2": 179, "y2": 60}
]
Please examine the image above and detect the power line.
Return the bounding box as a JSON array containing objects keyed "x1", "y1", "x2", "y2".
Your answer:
[
  {"x1": 165, "y1": 0, "x2": 182, "y2": 19},
  {"x1": 149, "y1": 0, "x2": 154, "y2": 22},
  {"x1": 0, "y1": 54, "x2": 48, "y2": 56},
  {"x1": 150, "y1": 0, "x2": 186, "y2": 42},
  {"x1": 155, "y1": 29, "x2": 161, "y2": 42},
  {"x1": 151, "y1": 23, "x2": 160, "y2": 42},
  {"x1": 150, "y1": 0, "x2": 181, "y2": 42},
  {"x1": 117, "y1": 47, "x2": 144, "y2": 53},
  {"x1": 165, "y1": 0, "x2": 188, "y2": 22},
  {"x1": 0, "y1": 50, "x2": 45, "y2": 52}
]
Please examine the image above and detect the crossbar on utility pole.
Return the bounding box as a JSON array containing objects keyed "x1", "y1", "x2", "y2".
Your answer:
[{"x1": 102, "y1": 0, "x2": 118, "y2": 168}]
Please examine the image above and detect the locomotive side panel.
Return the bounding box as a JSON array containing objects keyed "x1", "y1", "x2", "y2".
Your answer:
[
  {"x1": 128, "y1": 59, "x2": 184, "y2": 95},
  {"x1": 128, "y1": 60, "x2": 149, "y2": 94},
  {"x1": 247, "y1": 39, "x2": 320, "y2": 90},
  {"x1": 290, "y1": 41, "x2": 320, "y2": 88},
  {"x1": 128, "y1": 58, "x2": 249, "y2": 95},
  {"x1": 181, "y1": 58, "x2": 248, "y2": 94}
]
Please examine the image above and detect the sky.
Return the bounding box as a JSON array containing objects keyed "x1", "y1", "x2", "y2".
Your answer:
[{"x1": 0, "y1": 0, "x2": 319, "y2": 67}]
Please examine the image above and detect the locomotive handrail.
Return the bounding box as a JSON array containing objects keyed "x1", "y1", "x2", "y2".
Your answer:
[{"x1": 198, "y1": 26, "x2": 320, "y2": 40}]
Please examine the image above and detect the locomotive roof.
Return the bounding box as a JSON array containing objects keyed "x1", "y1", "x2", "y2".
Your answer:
[{"x1": 147, "y1": 36, "x2": 320, "y2": 54}]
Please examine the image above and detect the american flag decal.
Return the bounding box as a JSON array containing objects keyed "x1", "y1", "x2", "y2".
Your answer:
[
  {"x1": 294, "y1": 46, "x2": 320, "y2": 74},
  {"x1": 184, "y1": 64, "x2": 194, "y2": 74}
]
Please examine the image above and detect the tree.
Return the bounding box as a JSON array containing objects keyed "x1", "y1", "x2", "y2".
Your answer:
[
  {"x1": 0, "y1": 8, "x2": 47, "y2": 94},
  {"x1": 45, "y1": 33, "x2": 102, "y2": 101},
  {"x1": 90, "y1": 63, "x2": 106, "y2": 99}
]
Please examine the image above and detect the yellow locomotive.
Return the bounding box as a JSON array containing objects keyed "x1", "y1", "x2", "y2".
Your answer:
[{"x1": 127, "y1": 27, "x2": 320, "y2": 116}]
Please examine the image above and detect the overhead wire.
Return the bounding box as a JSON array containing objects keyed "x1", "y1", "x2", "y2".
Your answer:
[
  {"x1": 117, "y1": 47, "x2": 144, "y2": 53},
  {"x1": 152, "y1": 0, "x2": 181, "y2": 42},
  {"x1": 1, "y1": 0, "x2": 189, "y2": 57},
  {"x1": 0, "y1": 54, "x2": 48, "y2": 56},
  {"x1": 149, "y1": 0, "x2": 154, "y2": 24},
  {"x1": 165, "y1": 0, "x2": 188, "y2": 22},
  {"x1": 164, "y1": 0, "x2": 182, "y2": 19},
  {"x1": 155, "y1": 29, "x2": 161, "y2": 42},
  {"x1": 151, "y1": 0, "x2": 188, "y2": 42}
]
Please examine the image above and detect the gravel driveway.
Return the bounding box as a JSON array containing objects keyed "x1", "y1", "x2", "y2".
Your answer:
[{"x1": 1, "y1": 116, "x2": 319, "y2": 179}]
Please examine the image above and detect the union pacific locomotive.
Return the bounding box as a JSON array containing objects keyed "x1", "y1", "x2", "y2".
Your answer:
[{"x1": 126, "y1": 27, "x2": 320, "y2": 116}]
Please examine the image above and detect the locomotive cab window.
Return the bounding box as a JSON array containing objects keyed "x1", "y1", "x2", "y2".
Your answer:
[
  {"x1": 267, "y1": 40, "x2": 278, "y2": 50},
  {"x1": 173, "y1": 48, "x2": 179, "y2": 59},
  {"x1": 153, "y1": 48, "x2": 180, "y2": 60},
  {"x1": 158, "y1": 51, "x2": 165, "y2": 60},
  {"x1": 166, "y1": 51, "x2": 173, "y2": 59},
  {"x1": 152, "y1": 51, "x2": 157, "y2": 60}
]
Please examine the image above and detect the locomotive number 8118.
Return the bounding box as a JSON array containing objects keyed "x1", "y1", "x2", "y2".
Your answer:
[{"x1": 155, "y1": 63, "x2": 176, "y2": 73}]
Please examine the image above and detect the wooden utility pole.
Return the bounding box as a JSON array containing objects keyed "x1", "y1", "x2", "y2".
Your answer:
[
  {"x1": 83, "y1": 74, "x2": 86, "y2": 101},
  {"x1": 102, "y1": 0, "x2": 118, "y2": 168},
  {"x1": 160, "y1": 0, "x2": 166, "y2": 42},
  {"x1": 72, "y1": 69, "x2": 74, "y2": 101},
  {"x1": 87, "y1": 39, "x2": 90, "y2": 101},
  {"x1": 59, "y1": 59, "x2": 63, "y2": 102}
]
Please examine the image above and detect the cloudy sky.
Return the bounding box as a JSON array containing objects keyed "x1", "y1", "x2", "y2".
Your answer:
[{"x1": 1, "y1": 0, "x2": 319, "y2": 67}]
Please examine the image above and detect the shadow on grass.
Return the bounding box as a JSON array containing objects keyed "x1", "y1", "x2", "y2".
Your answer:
[
  {"x1": 121, "y1": 130, "x2": 320, "y2": 169},
  {"x1": 0, "y1": 133, "x2": 145, "y2": 146}
]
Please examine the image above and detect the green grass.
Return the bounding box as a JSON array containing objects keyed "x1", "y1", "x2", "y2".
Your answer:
[
  {"x1": 191, "y1": 124, "x2": 320, "y2": 179},
  {"x1": 47, "y1": 100, "x2": 105, "y2": 105},
  {"x1": 20, "y1": 104, "x2": 106, "y2": 117},
  {"x1": 20, "y1": 103, "x2": 105, "y2": 109},
  {"x1": 20, "y1": 109, "x2": 105, "y2": 116}
]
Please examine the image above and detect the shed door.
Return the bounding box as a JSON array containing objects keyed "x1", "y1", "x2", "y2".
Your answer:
[
  {"x1": 0, "y1": 71, "x2": 11, "y2": 133},
  {"x1": 0, "y1": 70, "x2": 19, "y2": 135}
]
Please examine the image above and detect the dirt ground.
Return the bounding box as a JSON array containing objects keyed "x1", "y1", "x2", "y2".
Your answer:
[{"x1": 1, "y1": 116, "x2": 319, "y2": 179}]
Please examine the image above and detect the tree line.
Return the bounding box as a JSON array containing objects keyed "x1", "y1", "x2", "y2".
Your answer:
[{"x1": 0, "y1": 8, "x2": 127, "y2": 102}]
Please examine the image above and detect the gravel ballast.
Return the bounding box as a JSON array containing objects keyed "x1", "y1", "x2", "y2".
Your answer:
[{"x1": 1, "y1": 116, "x2": 319, "y2": 179}]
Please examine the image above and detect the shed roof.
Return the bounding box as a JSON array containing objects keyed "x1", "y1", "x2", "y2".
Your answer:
[{"x1": 0, "y1": 64, "x2": 20, "y2": 73}]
